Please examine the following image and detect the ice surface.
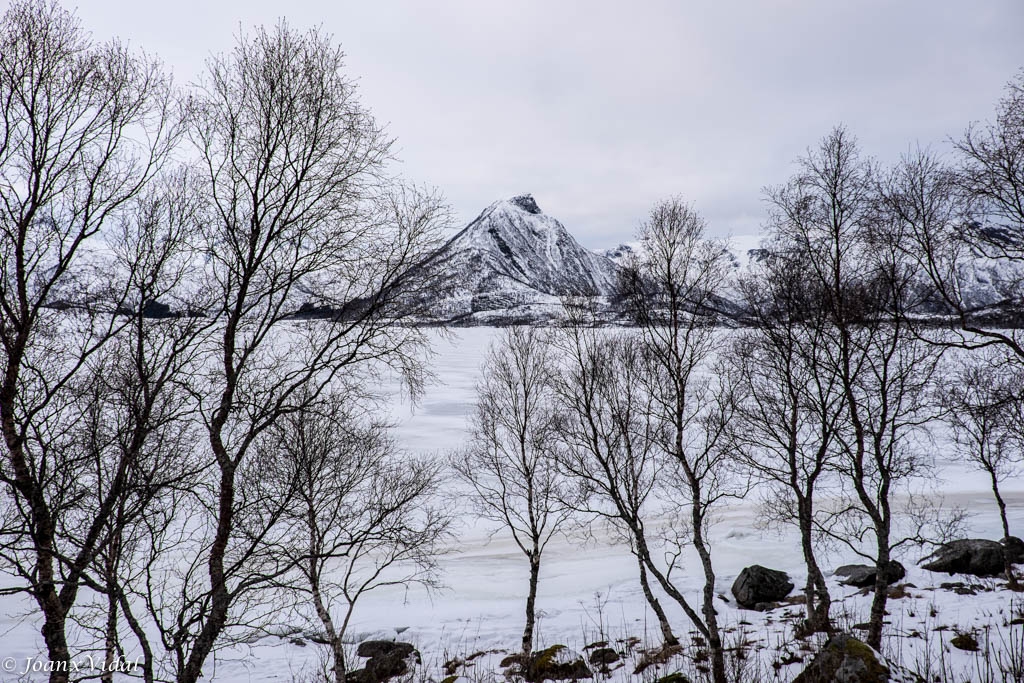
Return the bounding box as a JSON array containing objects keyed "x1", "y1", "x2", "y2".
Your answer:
[{"x1": 1, "y1": 328, "x2": 1022, "y2": 681}]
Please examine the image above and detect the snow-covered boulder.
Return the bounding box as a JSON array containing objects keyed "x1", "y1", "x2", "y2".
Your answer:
[{"x1": 793, "y1": 633, "x2": 919, "y2": 683}]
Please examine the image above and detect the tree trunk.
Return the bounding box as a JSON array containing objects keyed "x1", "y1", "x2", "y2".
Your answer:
[
  {"x1": 636, "y1": 555, "x2": 678, "y2": 646},
  {"x1": 102, "y1": 541, "x2": 120, "y2": 683},
  {"x1": 178, "y1": 459, "x2": 235, "y2": 683},
  {"x1": 990, "y1": 472, "x2": 1010, "y2": 540},
  {"x1": 635, "y1": 535, "x2": 708, "y2": 640},
  {"x1": 39, "y1": 588, "x2": 71, "y2": 683},
  {"x1": 866, "y1": 542, "x2": 890, "y2": 650},
  {"x1": 3, "y1": 380, "x2": 72, "y2": 683},
  {"x1": 312, "y1": 582, "x2": 346, "y2": 683},
  {"x1": 308, "y1": 530, "x2": 347, "y2": 683},
  {"x1": 798, "y1": 502, "x2": 831, "y2": 633},
  {"x1": 523, "y1": 554, "x2": 540, "y2": 654},
  {"x1": 692, "y1": 519, "x2": 726, "y2": 683},
  {"x1": 116, "y1": 586, "x2": 155, "y2": 683}
]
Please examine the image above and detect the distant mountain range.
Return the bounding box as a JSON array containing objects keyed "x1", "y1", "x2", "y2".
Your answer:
[{"x1": 400, "y1": 193, "x2": 1024, "y2": 325}]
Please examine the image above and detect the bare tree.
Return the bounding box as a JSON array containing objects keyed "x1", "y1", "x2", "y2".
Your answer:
[
  {"x1": 957, "y1": 69, "x2": 1024, "y2": 270},
  {"x1": 67, "y1": 174, "x2": 209, "y2": 683},
  {"x1": 267, "y1": 392, "x2": 450, "y2": 683},
  {"x1": 549, "y1": 315, "x2": 679, "y2": 647},
  {"x1": 766, "y1": 127, "x2": 944, "y2": 650},
  {"x1": 939, "y1": 349, "x2": 1024, "y2": 541},
  {"x1": 154, "y1": 21, "x2": 446, "y2": 683},
  {"x1": 453, "y1": 326, "x2": 574, "y2": 654},
  {"x1": 888, "y1": 72, "x2": 1024, "y2": 355},
  {"x1": 723, "y1": 248, "x2": 845, "y2": 634},
  {"x1": 0, "y1": 1, "x2": 180, "y2": 677},
  {"x1": 619, "y1": 197, "x2": 735, "y2": 683}
]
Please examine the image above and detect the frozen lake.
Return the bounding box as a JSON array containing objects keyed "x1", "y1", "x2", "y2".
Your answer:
[
  {"x1": 339, "y1": 328, "x2": 1024, "y2": 677},
  {"x1": 2, "y1": 327, "x2": 1022, "y2": 681}
]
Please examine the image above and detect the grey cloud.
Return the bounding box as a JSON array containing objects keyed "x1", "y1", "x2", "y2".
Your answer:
[{"x1": 70, "y1": 0, "x2": 1024, "y2": 248}]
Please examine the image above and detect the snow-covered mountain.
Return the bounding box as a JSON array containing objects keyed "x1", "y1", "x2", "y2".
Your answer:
[
  {"x1": 413, "y1": 194, "x2": 620, "y2": 323},
  {"x1": 396, "y1": 195, "x2": 1023, "y2": 326},
  {"x1": 950, "y1": 226, "x2": 1024, "y2": 317}
]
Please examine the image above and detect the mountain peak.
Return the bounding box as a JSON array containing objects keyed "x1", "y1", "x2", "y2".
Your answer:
[
  {"x1": 507, "y1": 194, "x2": 542, "y2": 215},
  {"x1": 408, "y1": 195, "x2": 620, "y2": 322}
]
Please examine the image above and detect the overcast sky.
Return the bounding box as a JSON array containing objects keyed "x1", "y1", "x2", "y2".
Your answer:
[{"x1": 70, "y1": 0, "x2": 1024, "y2": 248}]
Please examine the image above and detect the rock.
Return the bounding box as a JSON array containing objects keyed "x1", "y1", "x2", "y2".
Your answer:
[
  {"x1": 503, "y1": 645, "x2": 592, "y2": 682},
  {"x1": 510, "y1": 194, "x2": 543, "y2": 214},
  {"x1": 731, "y1": 565, "x2": 794, "y2": 609},
  {"x1": 887, "y1": 583, "x2": 913, "y2": 599},
  {"x1": 587, "y1": 647, "x2": 619, "y2": 666},
  {"x1": 353, "y1": 640, "x2": 419, "y2": 683},
  {"x1": 950, "y1": 632, "x2": 979, "y2": 651},
  {"x1": 633, "y1": 644, "x2": 683, "y2": 675},
  {"x1": 500, "y1": 653, "x2": 526, "y2": 669},
  {"x1": 834, "y1": 561, "x2": 906, "y2": 588},
  {"x1": 141, "y1": 299, "x2": 174, "y2": 318},
  {"x1": 1002, "y1": 536, "x2": 1024, "y2": 564},
  {"x1": 792, "y1": 634, "x2": 892, "y2": 682},
  {"x1": 655, "y1": 674, "x2": 691, "y2": 683},
  {"x1": 920, "y1": 539, "x2": 1009, "y2": 577},
  {"x1": 356, "y1": 640, "x2": 415, "y2": 659},
  {"x1": 347, "y1": 669, "x2": 369, "y2": 683},
  {"x1": 366, "y1": 651, "x2": 416, "y2": 682}
]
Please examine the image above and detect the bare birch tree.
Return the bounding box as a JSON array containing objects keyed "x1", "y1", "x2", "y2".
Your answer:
[
  {"x1": 453, "y1": 326, "x2": 574, "y2": 654},
  {"x1": 550, "y1": 316, "x2": 679, "y2": 647},
  {"x1": 155, "y1": 22, "x2": 446, "y2": 683},
  {"x1": 619, "y1": 197, "x2": 734, "y2": 683},
  {"x1": 0, "y1": 2, "x2": 180, "y2": 678},
  {"x1": 940, "y1": 349, "x2": 1024, "y2": 541},
  {"x1": 65, "y1": 173, "x2": 209, "y2": 683},
  {"x1": 766, "y1": 127, "x2": 944, "y2": 650},
  {"x1": 887, "y1": 72, "x2": 1024, "y2": 354},
  {"x1": 723, "y1": 249, "x2": 845, "y2": 634},
  {"x1": 267, "y1": 392, "x2": 450, "y2": 683}
]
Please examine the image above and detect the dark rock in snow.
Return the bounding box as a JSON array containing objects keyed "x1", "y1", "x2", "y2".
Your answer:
[
  {"x1": 920, "y1": 539, "x2": 1010, "y2": 577},
  {"x1": 587, "y1": 647, "x2": 620, "y2": 666},
  {"x1": 654, "y1": 674, "x2": 691, "y2": 683},
  {"x1": 510, "y1": 193, "x2": 543, "y2": 214},
  {"x1": 1001, "y1": 536, "x2": 1024, "y2": 564},
  {"x1": 352, "y1": 641, "x2": 419, "y2": 683},
  {"x1": 503, "y1": 645, "x2": 592, "y2": 682},
  {"x1": 950, "y1": 632, "x2": 980, "y2": 651},
  {"x1": 356, "y1": 640, "x2": 415, "y2": 659},
  {"x1": 792, "y1": 633, "x2": 893, "y2": 682},
  {"x1": 141, "y1": 299, "x2": 174, "y2": 318},
  {"x1": 834, "y1": 561, "x2": 906, "y2": 588},
  {"x1": 731, "y1": 565, "x2": 794, "y2": 609}
]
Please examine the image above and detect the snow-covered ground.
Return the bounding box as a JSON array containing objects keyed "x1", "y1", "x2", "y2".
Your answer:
[
  {"x1": 293, "y1": 329, "x2": 1024, "y2": 681},
  {"x1": 1, "y1": 328, "x2": 1022, "y2": 682}
]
